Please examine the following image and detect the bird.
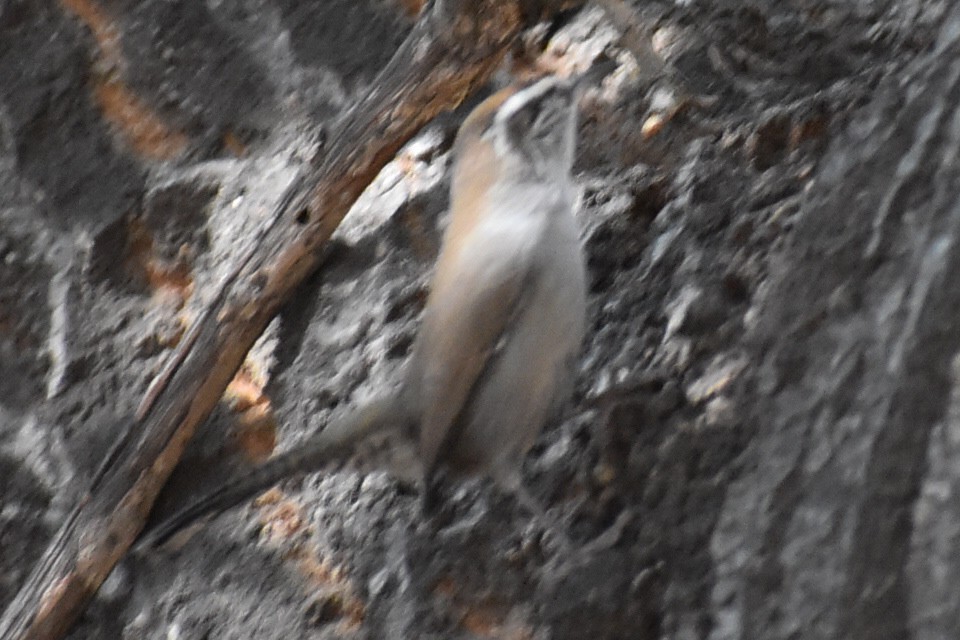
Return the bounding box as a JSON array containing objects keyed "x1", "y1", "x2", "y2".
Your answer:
[
  {"x1": 141, "y1": 74, "x2": 588, "y2": 547},
  {"x1": 411, "y1": 75, "x2": 587, "y2": 509}
]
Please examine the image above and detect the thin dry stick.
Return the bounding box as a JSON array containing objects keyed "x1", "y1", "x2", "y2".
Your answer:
[{"x1": 0, "y1": 2, "x2": 560, "y2": 638}]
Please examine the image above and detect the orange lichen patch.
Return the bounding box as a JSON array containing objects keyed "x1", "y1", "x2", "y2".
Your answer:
[
  {"x1": 290, "y1": 546, "x2": 349, "y2": 587},
  {"x1": 252, "y1": 486, "x2": 285, "y2": 506},
  {"x1": 93, "y1": 80, "x2": 190, "y2": 159},
  {"x1": 256, "y1": 496, "x2": 307, "y2": 542},
  {"x1": 233, "y1": 403, "x2": 277, "y2": 463},
  {"x1": 287, "y1": 545, "x2": 366, "y2": 631},
  {"x1": 224, "y1": 367, "x2": 269, "y2": 412},
  {"x1": 433, "y1": 576, "x2": 533, "y2": 639},
  {"x1": 433, "y1": 575, "x2": 458, "y2": 598},
  {"x1": 222, "y1": 130, "x2": 248, "y2": 158},
  {"x1": 144, "y1": 255, "x2": 193, "y2": 304},
  {"x1": 396, "y1": 0, "x2": 426, "y2": 17},
  {"x1": 466, "y1": 605, "x2": 535, "y2": 639},
  {"x1": 124, "y1": 217, "x2": 195, "y2": 306},
  {"x1": 790, "y1": 113, "x2": 829, "y2": 149},
  {"x1": 461, "y1": 607, "x2": 508, "y2": 637},
  {"x1": 59, "y1": 0, "x2": 121, "y2": 68},
  {"x1": 60, "y1": 0, "x2": 189, "y2": 159},
  {"x1": 223, "y1": 365, "x2": 278, "y2": 462}
]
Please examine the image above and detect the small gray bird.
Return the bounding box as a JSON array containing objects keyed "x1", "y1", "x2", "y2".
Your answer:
[
  {"x1": 411, "y1": 77, "x2": 586, "y2": 508},
  {"x1": 143, "y1": 74, "x2": 587, "y2": 546}
]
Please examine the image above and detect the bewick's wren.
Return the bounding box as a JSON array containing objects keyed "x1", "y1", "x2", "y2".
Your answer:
[{"x1": 143, "y1": 75, "x2": 587, "y2": 546}]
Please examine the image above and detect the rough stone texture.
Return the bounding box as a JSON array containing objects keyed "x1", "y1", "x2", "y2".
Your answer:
[{"x1": 0, "y1": 0, "x2": 955, "y2": 638}]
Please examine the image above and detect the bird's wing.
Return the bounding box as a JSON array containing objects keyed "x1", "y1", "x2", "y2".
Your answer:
[{"x1": 414, "y1": 222, "x2": 538, "y2": 473}]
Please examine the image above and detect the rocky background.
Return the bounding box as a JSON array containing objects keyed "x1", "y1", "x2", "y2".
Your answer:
[{"x1": 0, "y1": 0, "x2": 956, "y2": 638}]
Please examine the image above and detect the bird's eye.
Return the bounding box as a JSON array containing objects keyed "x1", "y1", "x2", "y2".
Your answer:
[
  {"x1": 505, "y1": 104, "x2": 535, "y2": 145},
  {"x1": 518, "y1": 103, "x2": 538, "y2": 129}
]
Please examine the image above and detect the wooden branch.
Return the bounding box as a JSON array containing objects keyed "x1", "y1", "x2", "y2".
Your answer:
[{"x1": 0, "y1": 2, "x2": 563, "y2": 638}]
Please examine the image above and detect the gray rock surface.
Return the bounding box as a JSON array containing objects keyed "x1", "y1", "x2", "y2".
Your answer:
[{"x1": 1, "y1": 0, "x2": 954, "y2": 638}]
